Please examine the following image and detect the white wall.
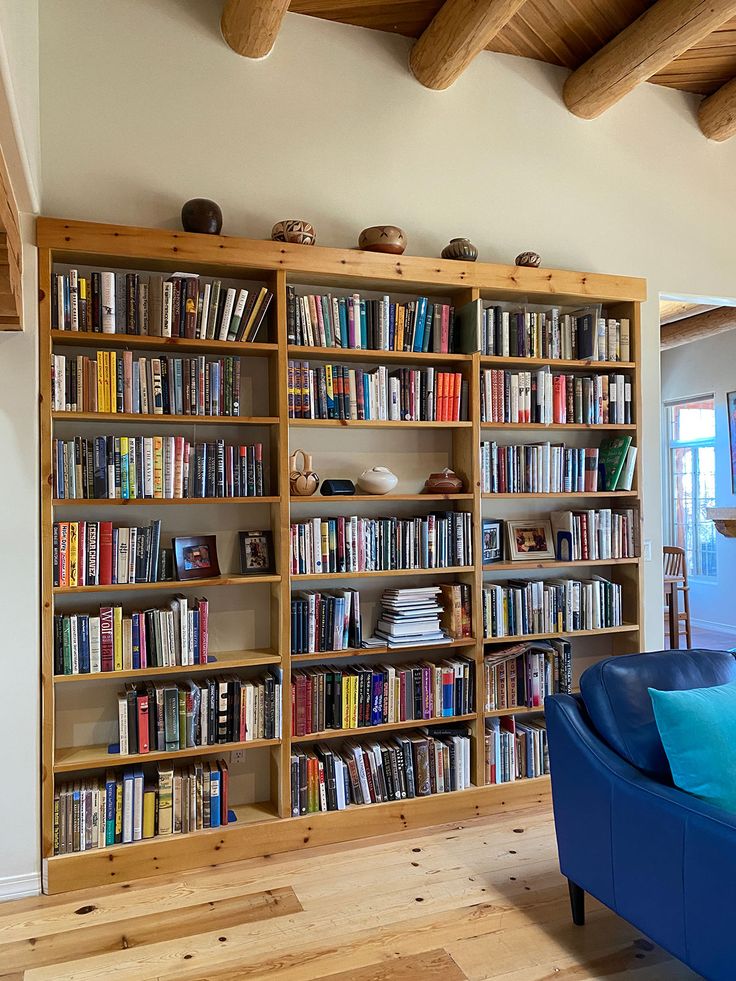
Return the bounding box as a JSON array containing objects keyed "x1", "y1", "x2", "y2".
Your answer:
[
  {"x1": 0, "y1": 2, "x2": 40, "y2": 899},
  {"x1": 661, "y1": 330, "x2": 736, "y2": 630},
  {"x1": 7, "y1": 0, "x2": 734, "y2": 892}
]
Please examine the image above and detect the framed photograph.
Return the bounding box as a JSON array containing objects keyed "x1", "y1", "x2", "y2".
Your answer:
[
  {"x1": 506, "y1": 519, "x2": 555, "y2": 561},
  {"x1": 482, "y1": 519, "x2": 504, "y2": 564},
  {"x1": 173, "y1": 535, "x2": 220, "y2": 580},
  {"x1": 728, "y1": 391, "x2": 736, "y2": 492},
  {"x1": 239, "y1": 530, "x2": 275, "y2": 576}
]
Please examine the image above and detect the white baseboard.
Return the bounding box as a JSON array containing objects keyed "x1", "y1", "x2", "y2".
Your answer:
[
  {"x1": 691, "y1": 617, "x2": 736, "y2": 633},
  {"x1": 0, "y1": 871, "x2": 41, "y2": 902}
]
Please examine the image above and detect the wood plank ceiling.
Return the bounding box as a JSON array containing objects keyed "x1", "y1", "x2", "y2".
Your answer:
[{"x1": 288, "y1": 0, "x2": 736, "y2": 95}]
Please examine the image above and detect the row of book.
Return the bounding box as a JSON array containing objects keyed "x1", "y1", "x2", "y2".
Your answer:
[
  {"x1": 286, "y1": 287, "x2": 457, "y2": 353},
  {"x1": 51, "y1": 352, "x2": 243, "y2": 417},
  {"x1": 287, "y1": 361, "x2": 468, "y2": 422},
  {"x1": 53, "y1": 597, "x2": 209, "y2": 675},
  {"x1": 485, "y1": 716, "x2": 549, "y2": 784},
  {"x1": 53, "y1": 759, "x2": 231, "y2": 854},
  {"x1": 479, "y1": 369, "x2": 633, "y2": 426},
  {"x1": 52, "y1": 436, "x2": 266, "y2": 500},
  {"x1": 479, "y1": 439, "x2": 636, "y2": 494},
  {"x1": 52, "y1": 268, "x2": 273, "y2": 342},
  {"x1": 550, "y1": 508, "x2": 640, "y2": 562},
  {"x1": 289, "y1": 513, "x2": 473, "y2": 575},
  {"x1": 291, "y1": 589, "x2": 362, "y2": 654},
  {"x1": 458, "y1": 300, "x2": 630, "y2": 361},
  {"x1": 116, "y1": 672, "x2": 281, "y2": 755},
  {"x1": 481, "y1": 576, "x2": 623, "y2": 638},
  {"x1": 483, "y1": 640, "x2": 572, "y2": 712},
  {"x1": 290, "y1": 725, "x2": 472, "y2": 813},
  {"x1": 291, "y1": 658, "x2": 474, "y2": 736},
  {"x1": 53, "y1": 520, "x2": 162, "y2": 588}
]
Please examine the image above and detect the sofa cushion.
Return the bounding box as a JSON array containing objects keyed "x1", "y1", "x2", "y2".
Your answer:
[
  {"x1": 649, "y1": 680, "x2": 736, "y2": 811},
  {"x1": 580, "y1": 649, "x2": 736, "y2": 780}
]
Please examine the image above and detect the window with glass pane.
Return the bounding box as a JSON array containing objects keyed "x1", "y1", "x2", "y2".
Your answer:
[{"x1": 667, "y1": 397, "x2": 717, "y2": 578}]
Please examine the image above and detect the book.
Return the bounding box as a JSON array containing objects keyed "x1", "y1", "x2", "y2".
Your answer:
[
  {"x1": 482, "y1": 575, "x2": 622, "y2": 637},
  {"x1": 52, "y1": 519, "x2": 162, "y2": 587},
  {"x1": 598, "y1": 435, "x2": 634, "y2": 491}
]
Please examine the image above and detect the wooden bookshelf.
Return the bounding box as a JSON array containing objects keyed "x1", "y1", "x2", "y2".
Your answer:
[{"x1": 38, "y1": 216, "x2": 645, "y2": 893}]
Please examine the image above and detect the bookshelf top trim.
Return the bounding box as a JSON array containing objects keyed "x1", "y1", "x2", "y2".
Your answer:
[{"x1": 37, "y1": 218, "x2": 647, "y2": 304}]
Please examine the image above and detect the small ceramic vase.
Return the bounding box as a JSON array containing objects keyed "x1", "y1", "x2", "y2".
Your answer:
[
  {"x1": 272, "y1": 220, "x2": 316, "y2": 246},
  {"x1": 289, "y1": 449, "x2": 320, "y2": 496},
  {"x1": 441, "y1": 238, "x2": 478, "y2": 262},
  {"x1": 357, "y1": 466, "x2": 398, "y2": 495},
  {"x1": 424, "y1": 468, "x2": 464, "y2": 493},
  {"x1": 358, "y1": 226, "x2": 406, "y2": 255},
  {"x1": 181, "y1": 199, "x2": 222, "y2": 235},
  {"x1": 515, "y1": 251, "x2": 541, "y2": 268}
]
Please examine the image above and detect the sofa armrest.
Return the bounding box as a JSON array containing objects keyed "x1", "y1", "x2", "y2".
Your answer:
[{"x1": 546, "y1": 693, "x2": 736, "y2": 979}]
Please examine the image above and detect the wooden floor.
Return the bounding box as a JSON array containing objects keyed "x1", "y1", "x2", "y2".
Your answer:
[
  {"x1": 665, "y1": 623, "x2": 736, "y2": 650},
  {"x1": 0, "y1": 803, "x2": 699, "y2": 980}
]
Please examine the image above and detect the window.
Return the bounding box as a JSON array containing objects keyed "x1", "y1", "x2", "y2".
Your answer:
[{"x1": 667, "y1": 397, "x2": 717, "y2": 578}]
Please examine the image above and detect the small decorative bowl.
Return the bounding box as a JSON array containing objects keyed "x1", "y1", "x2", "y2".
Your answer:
[
  {"x1": 424, "y1": 468, "x2": 464, "y2": 493},
  {"x1": 358, "y1": 225, "x2": 406, "y2": 255},
  {"x1": 515, "y1": 251, "x2": 541, "y2": 268},
  {"x1": 441, "y1": 238, "x2": 478, "y2": 262},
  {"x1": 181, "y1": 199, "x2": 222, "y2": 235},
  {"x1": 272, "y1": 220, "x2": 316, "y2": 246}
]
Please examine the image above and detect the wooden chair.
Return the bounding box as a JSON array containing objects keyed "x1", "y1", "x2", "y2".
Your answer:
[{"x1": 664, "y1": 546, "x2": 692, "y2": 649}]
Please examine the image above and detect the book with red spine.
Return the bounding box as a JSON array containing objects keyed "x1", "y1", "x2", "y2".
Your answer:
[{"x1": 98, "y1": 521, "x2": 113, "y2": 585}]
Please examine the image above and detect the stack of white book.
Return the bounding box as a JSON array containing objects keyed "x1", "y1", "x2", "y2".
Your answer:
[{"x1": 366, "y1": 586, "x2": 448, "y2": 648}]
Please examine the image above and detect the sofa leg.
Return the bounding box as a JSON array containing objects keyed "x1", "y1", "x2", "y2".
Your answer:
[{"x1": 568, "y1": 880, "x2": 585, "y2": 926}]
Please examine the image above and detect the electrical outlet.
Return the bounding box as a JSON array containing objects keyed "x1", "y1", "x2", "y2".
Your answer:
[
  {"x1": 230, "y1": 750, "x2": 246, "y2": 764},
  {"x1": 643, "y1": 540, "x2": 652, "y2": 561}
]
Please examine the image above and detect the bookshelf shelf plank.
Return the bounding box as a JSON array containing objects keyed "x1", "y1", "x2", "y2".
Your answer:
[
  {"x1": 291, "y1": 712, "x2": 477, "y2": 744},
  {"x1": 53, "y1": 648, "x2": 281, "y2": 683},
  {"x1": 290, "y1": 493, "x2": 475, "y2": 503},
  {"x1": 479, "y1": 422, "x2": 636, "y2": 431},
  {"x1": 291, "y1": 637, "x2": 476, "y2": 662},
  {"x1": 483, "y1": 624, "x2": 639, "y2": 644},
  {"x1": 292, "y1": 566, "x2": 474, "y2": 581},
  {"x1": 484, "y1": 705, "x2": 544, "y2": 719},
  {"x1": 481, "y1": 491, "x2": 639, "y2": 499},
  {"x1": 38, "y1": 216, "x2": 643, "y2": 893},
  {"x1": 50, "y1": 329, "x2": 278, "y2": 358},
  {"x1": 287, "y1": 345, "x2": 472, "y2": 365},
  {"x1": 53, "y1": 574, "x2": 280, "y2": 594},
  {"x1": 480, "y1": 355, "x2": 636, "y2": 371},
  {"x1": 53, "y1": 497, "x2": 279, "y2": 507},
  {"x1": 483, "y1": 557, "x2": 640, "y2": 572},
  {"x1": 54, "y1": 738, "x2": 281, "y2": 773},
  {"x1": 52, "y1": 412, "x2": 279, "y2": 426},
  {"x1": 290, "y1": 419, "x2": 472, "y2": 429}
]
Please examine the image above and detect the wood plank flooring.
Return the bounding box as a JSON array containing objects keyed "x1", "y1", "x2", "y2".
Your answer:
[{"x1": 0, "y1": 803, "x2": 699, "y2": 980}]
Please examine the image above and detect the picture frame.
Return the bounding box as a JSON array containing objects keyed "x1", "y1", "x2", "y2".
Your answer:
[
  {"x1": 482, "y1": 519, "x2": 504, "y2": 564},
  {"x1": 239, "y1": 530, "x2": 275, "y2": 576},
  {"x1": 728, "y1": 391, "x2": 736, "y2": 493},
  {"x1": 506, "y1": 519, "x2": 555, "y2": 561},
  {"x1": 172, "y1": 535, "x2": 220, "y2": 580}
]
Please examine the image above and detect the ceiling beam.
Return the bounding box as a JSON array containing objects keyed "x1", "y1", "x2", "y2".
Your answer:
[
  {"x1": 660, "y1": 300, "x2": 717, "y2": 324},
  {"x1": 221, "y1": 0, "x2": 291, "y2": 59},
  {"x1": 563, "y1": 0, "x2": 736, "y2": 120},
  {"x1": 699, "y1": 75, "x2": 736, "y2": 140},
  {"x1": 409, "y1": 0, "x2": 529, "y2": 91},
  {"x1": 661, "y1": 306, "x2": 736, "y2": 349}
]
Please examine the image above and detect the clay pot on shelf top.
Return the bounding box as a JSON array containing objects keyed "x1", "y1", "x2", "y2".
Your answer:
[
  {"x1": 272, "y1": 220, "x2": 316, "y2": 246},
  {"x1": 358, "y1": 225, "x2": 406, "y2": 255},
  {"x1": 181, "y1": 199, "x2": 222, "y2": 235}
]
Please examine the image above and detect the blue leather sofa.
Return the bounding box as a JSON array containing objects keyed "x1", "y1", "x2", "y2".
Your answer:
[{"x1": 545, "y1": 648, "x2": 736, "y2": 981}]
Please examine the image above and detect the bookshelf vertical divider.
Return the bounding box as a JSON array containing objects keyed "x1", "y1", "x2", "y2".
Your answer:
[{"x1": 37, "y1": 217, "x2": 646, "y2": 894}]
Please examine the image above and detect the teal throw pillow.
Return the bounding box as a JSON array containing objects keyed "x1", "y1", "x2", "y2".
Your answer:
[{"x1": 649, "y1": 680, "x2": 736, "y2": 812}]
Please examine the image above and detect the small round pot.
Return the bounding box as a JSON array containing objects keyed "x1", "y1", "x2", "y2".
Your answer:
[
  {"x1": 424, "y1": 468, "x2": 464, "y2": 494},
  {"x1": 358, "y1": 225, "x2": 406, "y2": 255},
  {"x1": 441, "y1": 238, "x2": 478, "y2": 262},
  {"x1": 272, "y1": 220, "x2": 316, "y2": 246},
  {"x1": 515, "y1": 251, "x2": 541, "y2": 268},
  {"x1": 357, "y1": 466, "x2": 398, "y2": 495},
  {"x1": 181, "y1": 199, "x2": 222, "y2": 235}
]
